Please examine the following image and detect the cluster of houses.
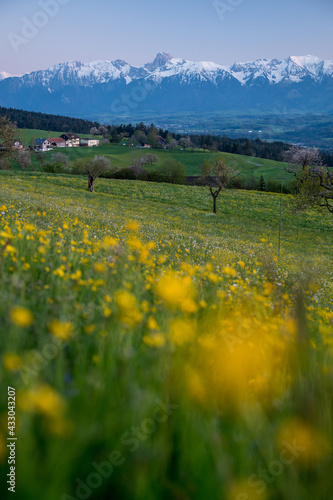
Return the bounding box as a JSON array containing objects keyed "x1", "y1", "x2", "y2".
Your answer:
[{"x1": 34, "y1": 133, "x2": 100, "y2": 152}]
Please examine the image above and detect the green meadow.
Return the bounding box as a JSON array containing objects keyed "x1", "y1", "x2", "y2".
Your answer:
[
  {"x1": 18, "y1": 128, "x2": 291, "y2": 181},
  {"x1": 0, "y1": 171, "x2": 333, "y2": 499}
]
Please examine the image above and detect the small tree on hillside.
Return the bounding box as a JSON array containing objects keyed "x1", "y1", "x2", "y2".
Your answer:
[
  {"x1": 147, "y1": 131, "x2": 158, "y2": 148},
  {"x1": 140, "y1": 153, "x2": 158, "y2": 166},
  {"x1": 283, "y1": 146, "x2": 333, "y2": 213},
  {"x1": 132, "y1": 130, "x2": 148, "y2": 146},
  {"x1": 86, "y1": 156, "x2": 112, "y2": 192},
  {"x1": 258, "y1": 175, "x2": 266, "y2": 192},
  {"x1": 0, "y1": 116, "x2": 20, "y2": 169},
  {"x1": 51, "y1": 152, "x2": 69, "y2": 166},
  {"x1": 90, "y1": 127, "x2": 100, "y2": 136},
  {"x1": 200, "y1": 157, "x2": 239, "y2": 214},
  {"x1": 283, "y1": 146, "x2": 322, "y2": 174},
  {"x1": 180, "y1": 137, "x2": 194, "y2": 150},
  {"x1": 159, "y1": 159, "x2": 186, "y2": 184},
  {"x1": 16, "y1": 150, "x2": 32, "y2": 171},
  {"x1": 99, "y1": 126, "x2": 108, "y2": 137}
]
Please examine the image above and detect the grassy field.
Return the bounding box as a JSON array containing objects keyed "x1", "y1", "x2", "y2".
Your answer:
[
  {"x1": 0, "y1": 171, "x2": 332, "y2": 500},
  {"x1": 18, "y1": 128, "x2": 291, "y2": 181}
]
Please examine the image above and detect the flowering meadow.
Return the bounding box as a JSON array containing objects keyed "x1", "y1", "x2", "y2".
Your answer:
[{"x1": 0, "y1": 171, "x2": 333, "y2": 500}]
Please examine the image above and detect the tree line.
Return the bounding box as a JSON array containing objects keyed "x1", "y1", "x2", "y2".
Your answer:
[
  {"x1": 1, "y1": 106, "x2": 333, "y2": 166},
  {"x1": 0, "y1": 106, "x2": 99, "y2": 134}
]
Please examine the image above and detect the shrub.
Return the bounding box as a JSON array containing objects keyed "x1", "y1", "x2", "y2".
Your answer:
[
  {"x1": 158, "y1": 159, "x2": 186, "y2": 184},
  {"x1": 114, "y1": 168, "x2": 137, "y2": 180}
]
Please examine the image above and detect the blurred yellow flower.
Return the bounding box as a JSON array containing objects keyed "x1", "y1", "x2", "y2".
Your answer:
[
  {"x1": 143, "y1": 333, "x2": 166, "y2": 348},
  {"x1": 3, "y1": 353, "x2": 22, "y2": 371},
  {"x1": 115, "y1": 290, "x2": 142, "y2": 326},
  {"x1": 170, "y1": 318, "x2": 196, "y2": 346},
  {"x1": 18, "y1": 384, "x2": 66, "y2": 420},
  {"x1": 186, "y1": 366, "x2": 206, "y2": 403},
  {"x1": 93, "y1": 262, "x2": 107, "y2": 273},
  {"x1": 103, "y1": 236, "x2": 118, "y2": 247},
  {"x1": 10, "y1": 307, "x2": 34, "y2": 328},
  {"x1": 155, "y1": 274, "x2": 195, "y2": 309},
  {"x1": 103, "y1": 307, "x2": 112, "y2": 318},
  {"x1": 223, "y1": 266, "x2": 237, "y2": 278},
  {"x1": 125, "y1": 220, "x2": 140, "y2": 232},
  {"x1": 277, "y1": 419, "x2": 331, "y2": 466},
  {"x1": 49, "y1": 320, "x2": 73, "y2": 341},
  {"x1": 207, "y1": 273, "x2": 219, "y2": 283},
  {"x1": 147, "y1": 316, "x2": 159, "y2": 331}
]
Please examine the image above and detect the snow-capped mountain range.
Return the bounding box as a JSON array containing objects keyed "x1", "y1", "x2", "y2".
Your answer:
[{"x1": 0, "y1": 52, "x2": 332, "y2": 120}]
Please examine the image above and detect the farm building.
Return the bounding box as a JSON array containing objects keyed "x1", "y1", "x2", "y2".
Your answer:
[
  {"x1": 48, "y1": 137, "x2": 66, "y2": 148},
  {"x1": 34, "y1": 139, "x2": 52, "y2": 151},
  {"x1": 60, "y1": 133, "x2": 80, "y2": 147},
  {"x1": 80, "y1": 138, "x2": 100, "y2": 147}
]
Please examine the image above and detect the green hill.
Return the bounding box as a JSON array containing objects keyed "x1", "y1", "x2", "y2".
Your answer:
[{"x1": 19, "y1": 128, "x2": 292, "y2": 182}]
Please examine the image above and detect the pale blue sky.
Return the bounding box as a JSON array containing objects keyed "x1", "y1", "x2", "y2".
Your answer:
[{"x1": 1, "y1": 0, "x2": 332, "y2": 74}]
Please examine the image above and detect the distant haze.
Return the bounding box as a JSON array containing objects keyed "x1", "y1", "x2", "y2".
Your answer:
[{"x1": 0, "y1": 0, "x2": 332, "y2": 74}]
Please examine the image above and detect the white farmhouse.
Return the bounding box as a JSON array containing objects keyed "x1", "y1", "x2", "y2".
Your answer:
[{"x1": 80, "y1": 138, "x2": 100, "y2": 147}]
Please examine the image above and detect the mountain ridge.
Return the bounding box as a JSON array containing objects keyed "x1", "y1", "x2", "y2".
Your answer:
[
  {"x1": 2, "y1": 52, "x2": 333, "y2": 86},
  {"x1": 0, "y1": 52, "x2": 332, "y2": 121}
]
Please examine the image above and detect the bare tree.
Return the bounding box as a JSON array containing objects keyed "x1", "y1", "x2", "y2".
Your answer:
[
  {"x1": 283, "y1": 146, "x2": 333, "y2": 214},
  {"x1": 200, "y1": 157, "x2": 239, "y2": 214},
  {"x1": 86, "y1": 156, "x2": 112, "y2": 192},
  {"x1": 90, "y1": 127, "x2": 100, "y2": 136},
  {"x1": 51, "y1": 152, "x2": 69, "y2": 166},
  {"x1": 16, "y1": 150, "x2": 32, "y2": 171},
  {"x1": 140, "y1": 153, "x2": 158, "y2": 166},
  {"x1": 283, "y1": 146, "x2": 322, "y2": 175},
  {"x1": 131, "y1": 152, "x2": 158, "y2": 169},
  {"x1": 98, "y1": 125, "x2": 108, "y2": 137},
  {"x1": 180, "y1": 137, "x2": 193, "y2": 150},
  {"x1": 166, "y1": 139, "x2": 178, "y2": 150}
]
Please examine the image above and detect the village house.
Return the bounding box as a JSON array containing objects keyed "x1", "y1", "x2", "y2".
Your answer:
[
  {"x1": 13, "y1": 140, "x2": 24, "y2": 150},
  {"x1": 80, "y1": 137, "x2": 100, "y2": 147},
  {"x1": 60, "y1": 133, "x2": 80, "y2": 147},
  {"x1": 34, "y1": 138, "x2": 52, "y2": 151},
  {"x1": 48, "y1": 137, "x2": 66, "y2": 148}
]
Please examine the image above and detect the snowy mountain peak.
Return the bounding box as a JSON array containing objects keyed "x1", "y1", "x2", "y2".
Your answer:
[
  {"x1": 144, "y1": 52, "x2": 173, "y2": 72},
  {"x1": 3, "y1": 54, "x2": 333, "y2": 91},
  {"x1": 0, "y1": 71, "x2": 14, "y2": 81}
]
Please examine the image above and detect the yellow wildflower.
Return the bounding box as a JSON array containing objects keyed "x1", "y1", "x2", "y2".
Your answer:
[
  {"x1": 277, "y1": 419, "x2": 331, "y2": 466},
  {"x1": 170, "y1": 318, "x2": 196, "y2": 346},
  {"x1": 155, "y1": 273, "x2": 195, "y2": 309},
  {"x1": 143, "y1": 333, "x2": 166, "y2": 348},
  {"x1": 49, "y1": 320, "x2": 73, "y2": 341},
  {"x1": 18, "y1": 384, "x2": 66, "y2": 420},
  {"x1": 10, "y1": 307, "x2": 34, "y2": 328},
  {"x1": 125, "y1": 220, "x2": 140, "y2": 232},
  {"x1": 3, "y1": 353, "x2": 23, "y2": 371}
]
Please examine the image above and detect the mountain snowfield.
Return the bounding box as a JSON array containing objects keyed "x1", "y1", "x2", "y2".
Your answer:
[
  {"x1": 0, "y1": 52, "x2": 332, "y2": 120},
  {"x1": 0, "y1": 71, "x2": 14, "y2": 81},
  {"x1": 2, "y1": 52, "x2": 333, "y2": 86}
]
